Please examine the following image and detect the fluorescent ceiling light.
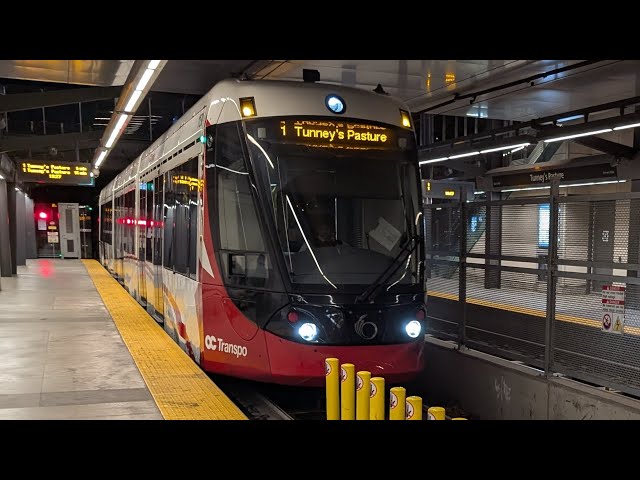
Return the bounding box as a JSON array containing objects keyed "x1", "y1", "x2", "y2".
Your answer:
[
  {"x1": 544, "y1": 128, "x2": 612, "y2": 143},
  {"x1": 95, "y1": 151, "x2": 107, "y2": 167},
  {"x1": 510, "y1": 145, "x2": 525, "y2": 153},
  {"x1": 501, "y1": 179, "x2": 626, "y2": 193},
  {"x1": 556, "y1": 114, "x2": 584, "y2": 123},
  {"x1": 148, "y1": 60, "x2": 161, "y2": 70},
  {"x1": 419, "y1": 157, "x2": 449, "y2": 165},
  {"x1": 136, "y1": 68, "x2": 155, "y2": 91},
  {"x1": 613, "y1": 122, "x2": 640, "y2": 131},
  {"x1": 480, "y1": 143, "x2": 530, "y2": 154},
  {"x1": 474, "y1": 191, "x2": 484, "y2": 195},
  {"x1": 561, "y1": 180, "x2": 625, "y2": 188},
  {"x1": 124, "y1": 89, "x2": 143, "y2": 113},
  {"x1": 502, "y1": 185, "x2": 551, "y2": 192},
  {"x1": 449, "y1": 151, "x2": 480, "y2": 159},
  {"x1": 105, "y1": 114, "x2": 129, "y2": 148}
]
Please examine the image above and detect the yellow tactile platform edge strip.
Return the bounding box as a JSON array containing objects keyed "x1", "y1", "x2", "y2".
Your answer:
[
  {"x1": 82, "y1": 260, "x2": 247, "y2": 420},
  {"x1": 428, "y1": 290, "x2": 640, "y2": 336}
]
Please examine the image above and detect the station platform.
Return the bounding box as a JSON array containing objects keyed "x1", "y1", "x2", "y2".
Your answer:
[{"x1": 0, "y1": 259, "x2": 246, "y2": 420}]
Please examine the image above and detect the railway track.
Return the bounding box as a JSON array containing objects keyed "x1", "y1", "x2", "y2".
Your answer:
[{"x1": 211, "y1": 375, "x2": 326, "y2": 420}]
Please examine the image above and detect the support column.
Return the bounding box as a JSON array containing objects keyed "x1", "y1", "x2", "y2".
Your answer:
[
  {"x1": 484, "y1": 191, "x2": 502, "y2": 289},
  {"x1": 24, "y1": 195, "x2": 37, "y2": 259},
  {"x1": 0, "y1": 178, "x2": 12, "y2": 279},
  {"x1": 7, "y1": 183, "x2": 17, "y2": 274},
  {"x1": 15, "y1": 190, "x2": 26, "y2": 266}
]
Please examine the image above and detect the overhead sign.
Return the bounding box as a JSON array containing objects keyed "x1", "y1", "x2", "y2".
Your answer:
[
  {"x1": 422, "y1": 180, "x2": 475, "y2": 201},
  {"x1": 492, "y1": 163, "x2": 617, "y2": 188},
  {"x1": 17, "y1": 160, "x2": 94, "y2": 186},
  {"x1": 602, "y1": 285, "x2": 625, "y2": 335},
  {"x1": 277, "y1": 119, "x2": 396, "y2": 150}
]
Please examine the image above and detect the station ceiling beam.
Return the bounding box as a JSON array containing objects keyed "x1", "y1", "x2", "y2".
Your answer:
[
  {"x1": 0, "y1": 131, "x2": 102, "y2": 153},
  {"x1": 0, "y1": 87, "x2": 121, "y2": 113}
]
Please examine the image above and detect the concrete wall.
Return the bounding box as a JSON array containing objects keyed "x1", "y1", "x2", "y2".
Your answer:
[
  {"x1": 421, "y1": 336, "x2": 640, "y2": 420},
  {"x1": 15, "y1": 190, "x2": 26, "y2": 266},
  {"x1": 0, "y1": 179, "x2": 11, "y2": 279},
  {"x1": 24, "y1": 195, "x2": 37, "y2": 259}
]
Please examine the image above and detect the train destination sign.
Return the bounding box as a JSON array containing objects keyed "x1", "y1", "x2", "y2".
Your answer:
[
  {"x1": 278, "y1": 119, "x2": 396, "y2": 150},
  {"x1": 17, "y1": 160, "x2": 94, "y2": 186}
]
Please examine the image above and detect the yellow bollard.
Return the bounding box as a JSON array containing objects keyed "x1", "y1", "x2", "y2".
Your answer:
[
  {"x1": 325, "y1": 358, "x2": 340, "y2": 420},
  {"x1": 406, "y1": 396, "x2": 423, "y2": 420},
  {"x1": 389, "y1": 387, "x2": 406, "y2": 420},
  {"x1": 369, "y1": 377, "x2": 385, "y2": 420},
  {"x1": 340, "y1": 363, "x2": 355, "y2": 420},
  {"x1": 427, "y1": 406, "x2": 446, "y2": 420},
  {"x1": 452, "y1": 417, "x2": 467, "y2": 420},
  {"x1": 356, "y1": 371, "x2": 371, "y2": 420}
]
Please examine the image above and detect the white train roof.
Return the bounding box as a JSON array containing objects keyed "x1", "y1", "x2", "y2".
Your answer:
[{"x1": 101, "y1": 78, "x2": 413, "y2": 201}]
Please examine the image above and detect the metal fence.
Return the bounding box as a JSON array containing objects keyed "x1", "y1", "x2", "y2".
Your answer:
[{"x1": 425, "y1": 185, "x2": 640, "y2": 397}]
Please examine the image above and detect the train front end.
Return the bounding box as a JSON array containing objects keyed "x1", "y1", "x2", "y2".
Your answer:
[{"x1": 200, "y1": 80, "x2": 426, "y2": 386}]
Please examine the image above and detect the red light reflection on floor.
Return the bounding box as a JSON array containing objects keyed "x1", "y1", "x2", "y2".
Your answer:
[{"x1": 38, "y1": 259, "x2": 53, "y2": 278}]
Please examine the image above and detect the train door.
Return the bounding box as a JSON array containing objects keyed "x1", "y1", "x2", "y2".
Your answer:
[
  {"x1": 152, "y1": 175, "x2": 164, "y2": 319},
  {"x1": 138, "y1": 182, "x2": 147, "y2": 306},
  {"x1": 58, "y1": 202, "x2": 81, "y2": 259},
  {"x1": 115, "y1": 194, "x2": 124, "y2": 280}
]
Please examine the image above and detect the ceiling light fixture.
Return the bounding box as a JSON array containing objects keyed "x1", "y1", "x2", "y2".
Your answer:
[
  {"x1": 480, "y1": 143, "x2": 530, "y2": 154},
  {"x1": 448, "y1": 151, "x2": 480, "y2": 159},
  {"x1": 613, "y1": 122, "x2": 640, "y2": 131},
  {"x1": 419, "y1": 157, "x2": 449, "y2": 165},
  {"x1": 92, "y1": 60, "x2": 164, "y2": 169},
  {"x1": 543, "y1": 128, "x2": 612, "y2": 143}
]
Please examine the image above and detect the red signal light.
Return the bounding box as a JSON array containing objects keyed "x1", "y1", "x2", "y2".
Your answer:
[{"x1": 38, "y1": 212, "x2": 48, "y2": 220}]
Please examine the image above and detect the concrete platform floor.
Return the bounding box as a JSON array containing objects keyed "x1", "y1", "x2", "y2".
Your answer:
[{"x1": 0, "y1": 259, "x2": 162, "y2": 419}]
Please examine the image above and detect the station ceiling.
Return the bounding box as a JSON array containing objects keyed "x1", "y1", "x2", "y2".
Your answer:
[
  {"x1": 1, "y1": 59, "x2": 639, "y2": 196},
  {"x1": 3, "y1": 59, "x2": 638, "y2": 120}
]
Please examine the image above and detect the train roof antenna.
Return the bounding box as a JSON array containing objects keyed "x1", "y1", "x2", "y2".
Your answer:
[{"x1": 373, "y1": 84, "x2": 388, "y2": 95}]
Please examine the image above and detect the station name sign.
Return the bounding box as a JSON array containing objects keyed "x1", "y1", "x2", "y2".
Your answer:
[
  {"x1": 492, "y1": 163, "x2": 617, "y2": 188},
  {"x1": 278, "y1": 119, "x2": 395, "y2": 150},
  {"x1": 17, "y1": 160, "x2": 94, "y2": 186}
]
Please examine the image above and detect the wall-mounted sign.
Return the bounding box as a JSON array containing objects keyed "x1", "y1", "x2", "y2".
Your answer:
[
  {"x1": 47, "y1": 232, "x2": 59, "y2": 244},
  {"x1": 16, "y1": 160, "x2": 94, "y2": 186},
  {"x1": 492, "y1": 163, "x2": 617, "y2": 188}
]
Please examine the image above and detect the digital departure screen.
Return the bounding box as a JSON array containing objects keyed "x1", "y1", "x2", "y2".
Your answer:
[
  {"x1": 277, "y1": 119, "x2": 397, "y2": 150},
  {"x1": 17, "y1": 160, "x2": 94, "y2": 186}
]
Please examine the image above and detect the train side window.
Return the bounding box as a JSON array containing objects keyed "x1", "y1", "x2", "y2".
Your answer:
[
  {"x1": 172, "y1": 165, "x2": 190, "y2": 275},
  {"x1": 153, "y1": 176, "x2": 163, "y2": 266},
  {"x1": 163, "y1": 172, "x2": 175, "y2": 269},
  {"x1": 216, "y1": 122, "x2": 270, "y2": 287},
  {"x1": 145, "y1": 181, "x2": 153, "y2": 262},
  {"x1": 187, "y1": 157, "x2": 199, "y2": 280}
]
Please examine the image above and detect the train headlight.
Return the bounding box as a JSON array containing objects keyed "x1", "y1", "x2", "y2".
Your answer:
[
  {"x1": 325, "y1": 94, "x2": 346, "y2": 114},
  {"x1": 405, "y1": 320, "x2": 422, "y2": 338},
  {"x1": 298, "y1": 323, "x2": 318, "y2": 342}
]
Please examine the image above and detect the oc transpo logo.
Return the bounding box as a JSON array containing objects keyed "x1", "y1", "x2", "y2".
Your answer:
[
  {"x1": 204, "y1": 335, "x2": 248, "y2": 358},
  {"x1": 354, "y1": 313, "x2": 378, "y2": 340}
]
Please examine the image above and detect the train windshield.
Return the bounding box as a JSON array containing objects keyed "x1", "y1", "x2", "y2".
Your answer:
[{"x1": 245, "y1": 117, "x2": 422, "y2": 293}]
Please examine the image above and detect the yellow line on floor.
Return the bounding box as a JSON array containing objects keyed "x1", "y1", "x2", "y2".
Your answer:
[
  {"x1": 82, "y1": 260, "x2": 247, "y2": 420},
  {"x1": 428, "y1": 289, "x2": 640, "y2": 336}
]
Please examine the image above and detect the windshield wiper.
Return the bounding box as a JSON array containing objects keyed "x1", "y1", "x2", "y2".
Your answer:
[{"x1": 355, "y1": 236, "x2": 419, "y2": 304}]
